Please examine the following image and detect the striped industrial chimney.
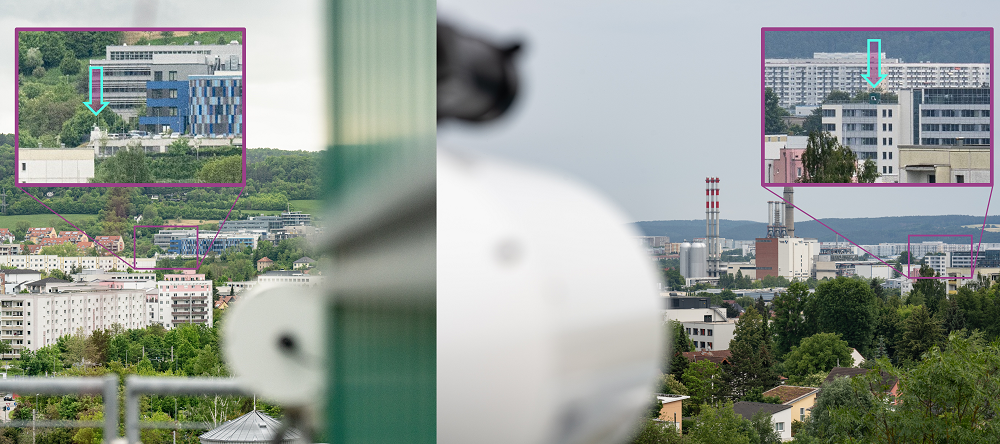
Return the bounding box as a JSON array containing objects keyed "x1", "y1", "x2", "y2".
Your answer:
[{"x1": 706, "y1": 177, "x2": 721, "y2": 277}]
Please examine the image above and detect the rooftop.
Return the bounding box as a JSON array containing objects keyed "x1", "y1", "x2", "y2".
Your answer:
[
  {"x1": 732, "y1": 401, "x2": 791, "y2": 421},
  {"x1": 762, "y1": 385, "x2": 818, "y2": 404}
]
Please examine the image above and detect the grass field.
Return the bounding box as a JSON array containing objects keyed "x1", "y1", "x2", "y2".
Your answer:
[{"x1": 0, "y1": 214, "x2": 98, "y2": 230}]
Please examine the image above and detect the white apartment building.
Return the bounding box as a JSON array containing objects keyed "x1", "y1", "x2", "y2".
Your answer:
[
  {"x1": 821, "y1": 102, "x2": 901, "y2": 182},
  {"x1": 0, "y1": 288, "x2": 150, "y2": 356},
  {"x1": 151, "y1": 271, "x2": 213, "y2": 329},
  {"x1": 0, "y1": 256, "x2": 156, "y2": 273},
  {"x1": 765, "y1": 53, "x2": 989, "y2": 108},
  {"x1": 255, "y1": 271, "x2": 325, "y2": 287}
]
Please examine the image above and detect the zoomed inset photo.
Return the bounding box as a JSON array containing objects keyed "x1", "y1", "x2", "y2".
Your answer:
[
  {"x1": 762, "y1": 28, "x2": 992, "y2": 186},
  {"x1": 16, "y1": 28, "x2": 245, "y2": 186}
]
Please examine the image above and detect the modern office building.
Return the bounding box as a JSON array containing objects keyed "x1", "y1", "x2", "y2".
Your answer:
[
  {"x1": 168, "y1": 233, "x2": 258, "y2": 255},
  {"x1": 188, "y1": 73, "x2": 243, "y2": 136},
  {"x1": 898, "y1": 143, "x2": 989, "y2": 183},
  {"x1": 220, "y1": 216, "x2": 283, "y2": 232},
  {"x1": 89, "y1": 43, "x2": 243, "y2": 121},
  {"x1": 153, "y1": 229, "x2": 198, "y2": 249},
  {"x1": 138, "y1": 80, "x2": 191, "y2": 134},
  {"x1": 151, "y1": 271, "x2": 213, "y2": 328},
  {"x1": 951, "y1": 250, "x2": 1000, "y2": 268},
  {"x1": 280, "y1": 211, "x2": 312, "y2": 227},
  {"x1": 897, "y1": 87, "x2": 990, "y2": 147},
  {"x1": 765, "y1": 53, "x2": 989, "y2": 108},
  {"x1": 18, "y1": 148, "x2": 95, "y2": 184},
  {"x1": 820, "y1": 102, "x2": 901, "y2": 182}
]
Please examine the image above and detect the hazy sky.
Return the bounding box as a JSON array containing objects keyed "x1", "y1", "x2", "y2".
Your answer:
[
  {"x1": 1, "y1": 1, "x2": 997, "y2": 227},
  {"x1": 437, "y1": 0, "x2": 998, "y2": 225}
]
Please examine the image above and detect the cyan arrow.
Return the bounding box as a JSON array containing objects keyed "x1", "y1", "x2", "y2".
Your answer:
[
  {"x1": 83, "y1": 66, "x2": 109, "y2": 116},
  {"x1": 862, "y1": 39, "x2": 887, "y2": 88}
]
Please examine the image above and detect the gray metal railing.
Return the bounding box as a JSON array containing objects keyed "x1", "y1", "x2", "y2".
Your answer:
[{"x1": 0, "y1": 375, "x2": 251, "y2": 444}]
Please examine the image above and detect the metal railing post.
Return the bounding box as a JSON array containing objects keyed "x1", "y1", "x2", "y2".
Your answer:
[
  {"x1": 125, "y1": 376, "x2": 248, "y2": 444},
  {"x1": 103, "y1": 374, "x2": 119, "y2": 442}
]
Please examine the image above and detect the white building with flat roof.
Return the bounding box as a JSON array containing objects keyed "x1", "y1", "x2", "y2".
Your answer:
[
  {"x1": 151, "y1": 270, "x2": 213, "y2": 329},
  {"x1": 18, "y1": 148, "x2": 95, "y2": 184}
]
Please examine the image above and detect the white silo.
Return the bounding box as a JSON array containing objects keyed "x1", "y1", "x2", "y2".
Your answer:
[
  {"x1": 679, "y1": 242, "x2": 692, "y2": 278},
  {"x1": 690, "y1": 242, "x2": 707, "y2": 278}
]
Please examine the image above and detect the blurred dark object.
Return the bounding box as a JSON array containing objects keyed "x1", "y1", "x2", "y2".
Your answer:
[{"x1": 437, "y1": 21, "x2": 522, "y2": 122}]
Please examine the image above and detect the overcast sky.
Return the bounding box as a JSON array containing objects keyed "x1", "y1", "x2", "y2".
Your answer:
[
  {"x1": 437, "y1": 0, "x2": 998, "y2": 225},
  {"x1": 1, "y1": 0, "x2": 997, "y2": 225}
]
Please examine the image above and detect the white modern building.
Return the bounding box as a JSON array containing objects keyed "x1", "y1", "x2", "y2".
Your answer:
[
  {"x1": 820, "y1": 102, "x2": 901, "y2": 182},
  {"x1": 765, "y1": 52, "x2": 989, "y2": 108},
  {"x1": 255, "y1": 270, "x2": 325, "y2": 287},
  {"x1": 925, "y1": 253, "x2": 950, "y2": 276},
  {"x1": 17, "y1": 148, "x2": 95, "y2": 184}
]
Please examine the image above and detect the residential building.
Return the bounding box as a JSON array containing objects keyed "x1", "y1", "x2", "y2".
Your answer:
[
  {"x1": 0, "y1": 288, "x2": 150, "y2": 355},
  {"x1": 293, "y1": 257, "x2": 315, "y2": 270},
  {"x1": 0, "y1": 255, "x2": 155, "y2": 274},
  {"x1": 153, "y1": 229, "x2": 198, "y2": 249},
  {"x1": 825, "y1": 367, "x2": 899, "y2": 402},
  {"x1": 138, "y1": 80, "x2": 191, "y2": 134},
  {"x1": 58, "y1": 231, "x2": 86, "y2": 242},
  {"x1": 945, "y1": 266, "x2": 1000, "y2": 294},
  {"x1": 17, "y1": 148, "x2": 95, "y2": 184},
  {"x1": 89, "y1": 43, "x2": 242, "y2": 120},
  {"x1": 0, "y1": 269, "x2": 42, "y2": 294},
  {"x1": 655, "y1": 394, "x2": 690, "y2": 432},
  {"x1": 152, "y1": 271, "x2": 213, "y2": 329},
  {"x1": 849, "y1": 348, "x2": 865, "y2": 367},
  {"x1": 762, "y1": 386, "x2": 819, "y2": 423},
  {"x1": 898, "y1": 143, "x2": 989, "y2": 183},
  {"x1": 26, "y1": 227, "x2": 57, "y2": 243},
  {"x1": 257, "y1": 257, "x2": 273, "y2": 272},
  {"x1": 681, "y1": 350, "x2": 732, "y2": 366},
  {"x1": 188, "y1": 73, "x2": 243, "y2": 136},
  {"x1": 94, "y1": 236, "x2": 125, "y2": 254},
  {"x1": 0, "y1": 229, "x2": 13, "y2": 244},
  {"x1": 0, "y1": 244, "x2": 23, "y2": 256},
  {"x1": 764, "y1": 52, "x2": 989, "y2": 108},
  {"x1": 820, "y1": 102, "x2": 901, "y2": 182},
  {"x1": 732, "y1": 402, "x2": 793, "y2": 441},
  {"x1": 924, "y1": 252, "x2": 949, "y2": 275}
]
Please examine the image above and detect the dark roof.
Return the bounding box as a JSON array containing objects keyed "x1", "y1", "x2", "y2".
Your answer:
[
  {"x1": 732, "y1": 401, "x2": 791, "y2": 420},
  {"x1": 293, "y1": 257, "x2": 314, "y2": 263},
  {"x1": 682, "y1": 350, "x2": 732, "y2": 365},
  {"x1": 825, "y1": 367, "x2": 898, "y2": 391},
  {"x1": 0, "y1": 269, "x2": 41, "y2": 274},
  {"x1": 26, "y1": 277, "x2": 70, "y2": 286},
  {"x1": 763, "y1": 385, "x2": 818, "y2": 404}
]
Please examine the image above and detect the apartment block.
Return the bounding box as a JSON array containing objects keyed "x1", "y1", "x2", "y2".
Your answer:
[
  {"x1": 151, "y1": 271, "x2": 213, "y2": 329},
  {"x1": 765, "y1": 53, "x2": 989, "y2": 108},
  {"x1": 820, "y1": 102, "x2": 901, "y2": 182},
  {"x1": 0, "y1": 255, "x2": 155, "y2": 273}
]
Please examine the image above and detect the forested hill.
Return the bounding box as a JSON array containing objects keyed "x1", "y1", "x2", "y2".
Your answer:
[
  {"x1": 764, "y1": 31, "x2": 990, "y2": 63},
  {"x1": 634, "y1": 214, "x2": 1000, "y2": 245}
]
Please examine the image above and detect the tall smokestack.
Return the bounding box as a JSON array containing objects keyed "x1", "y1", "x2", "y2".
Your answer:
[{"x1": 783, "y1": 186, "x2": 794, "y2": 238}]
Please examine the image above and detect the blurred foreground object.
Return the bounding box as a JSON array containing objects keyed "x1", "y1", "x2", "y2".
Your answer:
[
  {"x1": 437, "y1": 20, "x2": 522, "y2": 122},
  {"x1": 437, "y1": 150, "x2": 663, "y2": 444},
  {"x1": 437, "y1": 18, "x2": 661, "y2": 444}
]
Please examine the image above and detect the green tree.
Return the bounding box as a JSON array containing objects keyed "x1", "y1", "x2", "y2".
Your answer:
[
  {"x1": 748, "y1": 410, "x2": 781, "y2": 444},
  {"x1": 896, "y1": 305, "x2": 944, "y2": 364},
  {"x1": 40, "y1": 243, "x2": 82, "y2": 257},
  {"x1": 771, "y1": 282, "x2": 813, "y2": 358},
  {"x1": 687, "y1": 402, "x2": 751, "y2": 444},
  {"x1": 812, "y1": 277, "x2": 878, "y2": 356},
  {"x1": 799, "y1": 376, "x2": 874, "y2": 442},
  {"x1": 14, "y1": 220, "x2": 31, "y2": 240},
  {"x1": 802, "y1": 107, "x2": 823, "y2": 135},
  {"x1": 722, "y1": 307, "x2": 780, "y2": 400},
  {"x1": 782, "y1": 332, "x2": 854, "y2": 378},
  {"x1": 667, "y1": 320, "x2": 694, "y2": 378},
  {"x1": 95, "y1": 144, "x2": 152, "y2": 183},
  {"x1": 197, "y1": 156, "x2": 242, "y2": 183},
  {"x1": 822, "y1": 90, "x2": 852, "y2": 103},
  {"x1": 800, "y1": 131, "x2": 877, "y2": 183},
  {"x1": 24, "y1": 47, "x2": 44, "y2": 72},
  {"x1": 59, "y1": 55, "x2": 81, "y2": 75},
  {"x1": 629, "y1": 418, "x2": 686, "y2": 444},
  {"x1": 682, "y1": 359, "x2": 721, "y2": 416},
  {"x1": 911, "y1": 265, "x2": 945, "y2": 315},
  {"x1": 765, "y1": 88, "x2": 789, "y2": 135}
]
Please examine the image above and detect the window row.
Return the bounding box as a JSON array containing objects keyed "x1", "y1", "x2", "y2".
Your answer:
[
  {"x1": 922, "y1": 109, "x2": 990, "y2": 117},
  {"x1": 686, "y1": 327, "x2": 713, "y2": 337}
]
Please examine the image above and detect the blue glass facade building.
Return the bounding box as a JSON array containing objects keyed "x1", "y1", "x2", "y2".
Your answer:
[
  {"x1": 188, "y1": 74, "x2": 243, "y2": 136},
  {"x1": 168, "y1": 235, "x2": 256, "y2": 255},
  {"x1": 138, "y1": 80, "x2": 190, "y2": 134}
]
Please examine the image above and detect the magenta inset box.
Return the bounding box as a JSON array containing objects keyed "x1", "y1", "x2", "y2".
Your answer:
[
  {"x1": 133, "y1": 225, "x2": 200, "y2": 270},
  {"x1": 906, "y1": 234, "x2": 974, "y2": 279}
]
